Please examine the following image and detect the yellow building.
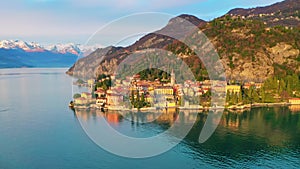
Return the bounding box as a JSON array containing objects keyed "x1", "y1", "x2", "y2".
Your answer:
[
  {"x1": 88, "y1": 79, "x2": 95, "y2": 85},
  {"x1": 145, "y1": 95, "x2": 154, "y2": 104},
  {"x1": 154, "y1": 101, "x2": 176, "y2": 108},
  {"x1": 226, "y1": 85, "x2": 241, "y2": 93},
  {"x1": 74, "y1": 97, "x2": 88, "y2": 105},
  {"x1": 81, "y1": 92, "x2": 92, "y2": 99},
  {"x1": 154, "y1": 86, "x2": 174, "y2": 95},
  {"x1": 289, "y1": 98, "x2": 300, "y2": 105},
  {"x1": 167, "y1": 102, "x2": 176, "y2": 107},
  {"x1": 87, "y1": 79, "x2": 95, "y2": 88}
]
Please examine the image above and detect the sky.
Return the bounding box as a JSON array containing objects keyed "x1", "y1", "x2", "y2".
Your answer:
[{"x1": 0, "y1": 0, "x2": 283, "y2": 46}]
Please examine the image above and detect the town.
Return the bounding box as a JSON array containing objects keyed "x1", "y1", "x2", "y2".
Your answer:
[{"x1": 71, "y1": 70, "x2": 300, "y2": 111}]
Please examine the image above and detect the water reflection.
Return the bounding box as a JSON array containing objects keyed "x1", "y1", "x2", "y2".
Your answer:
[
  {"x1": 73, "y1": 107, "x2": 300, "y2": 143},
  {"x1": 289, "y1": 105, "x2": 300, "y2": 113},
  {"x1": 192, "y1": 108, "x2": 299, "y2": 164},
  {"x1": 73, "y1": 107, "x2": 300, "y2": 165}
]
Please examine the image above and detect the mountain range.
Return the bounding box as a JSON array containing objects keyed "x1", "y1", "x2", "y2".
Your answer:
[
  {"x1": 0, "y1": 40, "x2": 101, "y2": 68},
  {"x1": 67, "y1": 0, "x2": 300, "y2": 82}
]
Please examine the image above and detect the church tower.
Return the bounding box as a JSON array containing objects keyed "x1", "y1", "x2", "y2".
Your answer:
[{"x1": 171, "y1": 69, "x2": 175, "y2": 86}]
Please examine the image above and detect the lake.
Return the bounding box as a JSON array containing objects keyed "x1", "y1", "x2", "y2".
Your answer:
[{"x1": 0, "y1": 68, "x2": 299, "y2": 169}]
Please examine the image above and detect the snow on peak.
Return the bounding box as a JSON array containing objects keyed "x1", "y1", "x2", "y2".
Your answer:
[
  {"x1": 0, "y1": 39, "x2": 102, "y2": 56},
  {"x1": 45, "y1": 43, "x2": 81, "y2": 55},
  {"x1": 45, "y1": 43, "x2": 102, "y2": 56},
  {"x1": 0, "y1": 40, "x2": 44, "y2": 52}
]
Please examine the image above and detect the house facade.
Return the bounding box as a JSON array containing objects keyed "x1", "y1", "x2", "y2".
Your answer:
[{"x1": 289, "y1": 98, "x2": 300, "y2": 105}]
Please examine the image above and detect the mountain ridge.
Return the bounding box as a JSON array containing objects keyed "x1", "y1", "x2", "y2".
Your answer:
[
  {"x1": 67, "y1": 0, "x2": 300, "y2": 82},
  {"x1": 227, "y1": 0, "x2": 300, "y2": 27},
  {"x1": 0, "y1": 39, "x2": 101, "y2": 56},
  {"x1": 0, "y1": 40, "x2": 103, "y2": 68}
]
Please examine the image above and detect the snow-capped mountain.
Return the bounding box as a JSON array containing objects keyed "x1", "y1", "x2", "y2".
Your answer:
[
  {"x1": 45, "y1": 43, "x2": 101, "y2": 56},
  {"x1": 0, "y1": 40, "x2": 101, "y2": 56},
  {"x1": 45, "y1": 43, "x2": 81, "y2": 55},
  {"x1": 0, "y1": 39, "x2": 102, "y2": 68},
  {"x1": 0, "y1": 40, "x2": 45, "y2": 52}
]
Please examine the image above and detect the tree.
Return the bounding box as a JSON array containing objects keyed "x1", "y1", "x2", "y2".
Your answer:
[
  {"x1": 280, "y1": 91, "x2": 290, "y2": 101},
  {"x1": 261, "y1": 87, "x2": 266, "y2": 103},
  {"x1": 233, "y1": 92, "x2": 238, "y2": 104},
  {"x1": 252, "y1": 90, "x2": 260, "y2": 103},
  {"x1": 287, "y1": 82, "x2": 292, "y2": 95},
  {"x1": 279, "y1": 79, "x2": 286, "y2": 94},
  {"x1": 131, "y1": 90, "x2": 135, "y2": 105},
  {"x1": 238, "y1": 91, "x2": 243, "y2": 104},
  {"x1": 226, "y1": 91, "x2": 231, "y2": 103},
  {"x1": 73, "y1": 93, "x2": 81, "y2": 99},
  {"x1": 76, "y1": 79, "x2": 85, "y2": 84},
  {"x1": 141, "y1": 93, "x2": 145, "y2": 103},
  {"x1": 136, "y1": 90, "x2": 140, "y2": 102},
  {"x1": 97, "y1": 74, "x2": 107, "y2": 81},
  {"x1": 102, "y1": 83, "x2": 108, "y2": 90}
]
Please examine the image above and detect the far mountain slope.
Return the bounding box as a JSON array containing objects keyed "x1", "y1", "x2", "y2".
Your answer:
[
  {"x1": 228, "y1": 0, "x2": 300, "y2": 27},
  {"x1": 0, "y1": 48, "x2": 78, "y2": 68},
  {"x1": 0, "y1": 40, "x2": 101, "y2": 68},
  {"x1": 67, "y1": 0, "x2": 300, "y2": 82}
]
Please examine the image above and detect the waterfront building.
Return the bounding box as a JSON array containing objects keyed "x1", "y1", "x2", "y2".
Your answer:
[
  {"x1": 289, "y1": 98, "x2": 300, "y2": 105},
  {"x1": 154, "y1": 100, "x2": 176, "y2": 108},
  {"x1": 74, "y1": 97, "x2": 88, "y2": 105},
  {"x1": 96, "y1": 98, "x2": 107, "y2": 106},
  {"x1": 107, "y1": 94, "x2": 124, "y2": 106},
  {"x1": 212, "y1": 85, "x2": 226, "y2": 93}
]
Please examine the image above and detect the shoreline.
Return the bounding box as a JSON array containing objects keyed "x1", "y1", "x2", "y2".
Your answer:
[
  {"x1": 250, "y1": 102, "x2": 291, "y2": 107},
  {"x1": 226, "y1": 102, "x2": 292, "y2": 110},
  {"x1": 73, "y1": 102, "x2": 294, "y2": 112}
]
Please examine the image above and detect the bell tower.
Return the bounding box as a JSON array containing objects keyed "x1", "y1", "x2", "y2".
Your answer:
[{"x1": 171, "y1": 69, "x2": 175, "y2": 86}]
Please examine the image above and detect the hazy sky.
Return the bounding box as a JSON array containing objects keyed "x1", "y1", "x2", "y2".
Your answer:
[{"x1": 0, "y1": 0, "x2": 283, "y2": 45}]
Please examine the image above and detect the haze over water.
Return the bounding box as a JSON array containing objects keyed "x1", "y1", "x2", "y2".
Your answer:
[{"x1": 0, "y1": 68, "x2": 299, "y2": 169}]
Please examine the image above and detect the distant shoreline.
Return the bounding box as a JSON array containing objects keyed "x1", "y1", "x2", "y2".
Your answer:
[{"x1": 0, "y1": 68, "x2": 70, "y2": 76}]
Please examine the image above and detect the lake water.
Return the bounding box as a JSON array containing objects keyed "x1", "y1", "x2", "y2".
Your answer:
[{"x1": 0, "y1": 68, "x2": 299, "y2": 169}]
